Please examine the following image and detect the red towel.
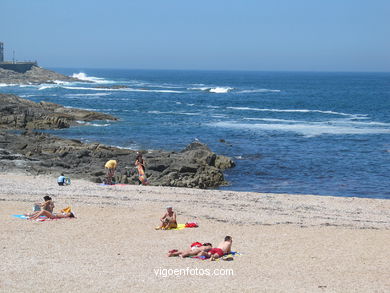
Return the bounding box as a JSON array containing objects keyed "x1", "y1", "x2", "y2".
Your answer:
[{"x1": 185, "y1": 222, "x2": 199, "y2": 228}]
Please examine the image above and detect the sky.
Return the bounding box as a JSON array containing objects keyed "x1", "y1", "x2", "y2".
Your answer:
[{"x1": 1, "y1": 0, "x2": 389, "y2": 71}]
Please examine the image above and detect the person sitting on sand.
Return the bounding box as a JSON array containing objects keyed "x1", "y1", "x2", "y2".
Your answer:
[
  {"x1": 156, "y1": 206, "x2": 177, "y2": 230},
  {"x1": 27, "y1": 196, "x2": 55, "y2": 217},
  {"x1": 104, "y1": 160, "x2": 117, "y2": 185},
  {"x1": 168, "y1": 242, "x2": 213, "y2": 258},
  {"x1": 200, "y1": 236, "x2": 233, "y2": 261},
  {"x1": 28, "y1": 209, "x2": 75, "y2": 220},
  {"x1": 41, "y1": 195, "x2": 55, "y2": 213},
  {"x1": 57, "y1": 173, "x2": 66, "y2": 186}
]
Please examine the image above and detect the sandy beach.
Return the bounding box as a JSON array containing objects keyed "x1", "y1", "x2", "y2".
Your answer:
[{"x1": 0, "y1": 173, "x2": 389, "y2": 292}]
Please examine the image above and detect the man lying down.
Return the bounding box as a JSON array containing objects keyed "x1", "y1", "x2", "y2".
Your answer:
[{"x1": 168, "y1": 236, "x2": 233, "y2": 260}]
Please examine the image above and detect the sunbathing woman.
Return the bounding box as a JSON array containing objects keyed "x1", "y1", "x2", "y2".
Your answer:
[
  {"x1": 29, "y1": 210, "x2": 75, "y2": 220},
  {"x1": 168, "y1": 242, "x2": 213, "y2": 258},
  {"x1": 156, "y1": 206, "x2": 177, "y2": 230},
  {"x1": 25, "y1": 196, "x2": 55, "y2": 217}
]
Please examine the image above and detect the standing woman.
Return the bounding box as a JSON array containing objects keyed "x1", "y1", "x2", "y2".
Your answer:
[{"x1": 135, "y1": 152, "x2": 148, "y2": 185}]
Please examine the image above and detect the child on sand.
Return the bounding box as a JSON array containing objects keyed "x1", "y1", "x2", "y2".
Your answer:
[{"x1": 156, "y1": 206, "x2": 177, "y2": 230}]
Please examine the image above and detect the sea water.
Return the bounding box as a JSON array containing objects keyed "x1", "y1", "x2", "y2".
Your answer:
[{"x1": 1, "y1": 69, "x2": 389, "y2": 199}]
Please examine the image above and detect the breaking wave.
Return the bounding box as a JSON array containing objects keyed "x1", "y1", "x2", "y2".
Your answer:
[
  {"x1": 76, "y1": 121, "x2": 110, "y2": 127},
  {"x1": 209, "y1": 120, "x2": 390, "y2": 137},
  {"x1": 71, "y1": 72, "x2": 113, "y2": 84},
  {"x1": 226, "y1": 107, "x2": 367, "y2": 119},
  {"x1": 237, "y1": 89, "x2": 281, "y2": 93},
  {"x1": 189, "y1": 86, "x2": 233, "y2": 93}
]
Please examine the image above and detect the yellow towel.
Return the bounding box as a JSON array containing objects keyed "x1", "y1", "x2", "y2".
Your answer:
[
  {"x1": 60, "y1": 207, "x2": 71, "y2": 213},
  {"x1": 155, "y1": 224, "x2": 186, "y2": 230}
]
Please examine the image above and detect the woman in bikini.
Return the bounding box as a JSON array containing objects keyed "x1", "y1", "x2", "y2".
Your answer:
[
  {"x1": 28, "y1": 210, "x2": 75, "y2": 220},
  {"x1": 168, "y1": 242, "x2": 213, "y2": 258}
]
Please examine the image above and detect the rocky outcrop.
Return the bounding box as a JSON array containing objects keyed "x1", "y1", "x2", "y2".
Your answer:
[
  {"x1": 0, "y1": 66, "x2": 81, "y2": 84},
  {"x1": 0, "y1": 94, "x2": 117, "y2": 129},
  {"x1": 0, "y1": 131, "x2": 235, "y2": 189},
  {"x1": 0, "y1": 93, "x2": 235, "y2": 188}
]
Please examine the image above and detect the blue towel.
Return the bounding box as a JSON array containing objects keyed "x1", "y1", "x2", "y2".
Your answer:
[{"x1": 12, "y1": 214, "x2": 28, "y2": 219}]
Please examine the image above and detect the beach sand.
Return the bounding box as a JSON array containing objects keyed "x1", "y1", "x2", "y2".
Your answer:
[{"x1": 0, "y1": 173, "x2": 389, "y2": 292}]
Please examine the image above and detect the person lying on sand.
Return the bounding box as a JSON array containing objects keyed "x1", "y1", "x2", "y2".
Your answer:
[
  {"x1": 25, "y1": 196, "x2": 55, "y2": 217},
  {"x1": 28, "y1": 210, "x2": 75, "y2": 220},
  {"x1": 199, "y1": 236, "x2": 233, "y2": 261},
  {"x1": 156, "y1": 206, "x2": 177, "y2": 230},
  {"x1": 168, "y1": 242, "x2": 213, "y2": 258}
]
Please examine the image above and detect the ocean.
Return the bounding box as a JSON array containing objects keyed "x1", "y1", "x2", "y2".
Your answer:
[{"x1": 1, "y1": 69, "x2": 389, "y2": 199}]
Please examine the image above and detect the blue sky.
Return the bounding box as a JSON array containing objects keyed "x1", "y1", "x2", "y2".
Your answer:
[{"x1": 1, "y1": 0, "x2": 389, "y2": 71}]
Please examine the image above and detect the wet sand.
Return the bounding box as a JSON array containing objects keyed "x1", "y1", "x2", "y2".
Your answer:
[{"x1": 0, "y1": 173, "x2": 389, "y2": 292}]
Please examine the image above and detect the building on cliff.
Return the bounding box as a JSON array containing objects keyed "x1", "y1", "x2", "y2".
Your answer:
[
  {"x1": 0, "y1": 42, "x2": 37, "y2": 73},
  {"x1": 0, "y1": 42, "x2": 4, "y2": 62}
]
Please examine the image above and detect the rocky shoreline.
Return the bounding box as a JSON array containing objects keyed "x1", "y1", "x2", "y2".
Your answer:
[
  {"x1": 0, "y1": 93, "x2": 235, "y2": 188},
  {"x1": 0, "y1": 65, "x2": 80, "y2": 84}
]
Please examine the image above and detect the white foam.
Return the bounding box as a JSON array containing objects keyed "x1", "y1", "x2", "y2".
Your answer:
[
  {"x1": 237, "y1": 89, "x2": 281, "y2": 93},
  {"x1": 188, "y1": 87, "x2": 212, "y2": 91},
  {"x1": 243, "y1": 118, "x2": 304, "y2": 123},
  {"x1": 71, "y1": 72, "x2": 113, "y2": 84},
  {"x1": 38, "y1": 84, "x2": 59, "y2": 90},
  {"x1": 179, "y1": 112, "x2": 201, "y2": 116},
  {"x1": 188, "y1": 86, "x2": 233, "y2": 93},
  {"x1": 210, "y1": 121, "x2": 390, "y2": 137},
  {"x1": 66, "y1": 93, "x2": 112, "y2": 97},
  {"x1": 147, "y1": 110, "x2": 201, "y2": 116},
  {"x1": 0, "y1": 83, "x2": 17, "y2": 87},
  {"x1": 76, "y1": 121, "x2": 110, "y2": 127},
  {"x1": 209, "y1": 87, "x2": 233, "y2": 93},
  {"x1": 62, "y1": 86, "x2": 183, "y2": 93},
  {"x1": 227, "y1": 107, "x2": 367, "y2": 118}
]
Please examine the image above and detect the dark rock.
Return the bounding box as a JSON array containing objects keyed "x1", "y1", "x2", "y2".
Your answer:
[
  {"x1": 0, "y1": 94, "x2": 117, "y2": 130},
  {"x1": 0, "y1": 66, "x2": 81, "y2": 85},
  {"x1": 0, "y1": 96, "x2": 235, "y2": 188}
]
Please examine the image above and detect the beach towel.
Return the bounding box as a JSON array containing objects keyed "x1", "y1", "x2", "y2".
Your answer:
[
  {"x1": 12, "y1": 214, "x2": 47, "y2": 222},
  {"x1": 185, "y1": 222, "x2": 199, "y2": 228},
  {"x1": 60, "y1": 207, "x2": 72, "y2": 213},
  {"x1": 155, "y1": 223, "x2": 186, "y2": 230}
]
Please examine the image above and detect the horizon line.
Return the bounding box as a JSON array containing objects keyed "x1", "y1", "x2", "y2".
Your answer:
[{"x1": 45, "y1": 66, "x2": 390, "y2": 74}]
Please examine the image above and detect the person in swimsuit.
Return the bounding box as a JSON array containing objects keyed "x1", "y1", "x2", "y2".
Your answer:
[
  {"x1": 26, "y1": 196, "x2": 55, "y2": 217},
  {"x1": 41, "y1": 196, "x2": 55, "y2": 213},
  {"x1": 135, "y1": 152, "x2": 145, "y2": 172},
  {"x1": 156, "y1": 206, "x2": 177, "y2": 230},
  {"x1": 135, "y1": 152, "x2": 147, "y2": 185},
  {"x1": 200, "y1": 236, "x2": 233, "y2": 261},
  {"x1": 168, "y1": 242, "x2": 213, "y2": 258},
  {"x1": 28, "y1": 210, "x2": 75, "y2": 220}
]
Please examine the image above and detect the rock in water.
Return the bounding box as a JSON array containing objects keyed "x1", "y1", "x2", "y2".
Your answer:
[
  {"x1": 0, "y1": 66, "x2": 81, "y2": 84},
  {"x1": 0, "y1": 94, "x2": 117, "y2": 130}
]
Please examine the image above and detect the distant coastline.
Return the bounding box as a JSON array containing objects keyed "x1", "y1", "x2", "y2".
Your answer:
[{"x1": 0, "y1": 65, "x2": 81, "y2": 85}]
